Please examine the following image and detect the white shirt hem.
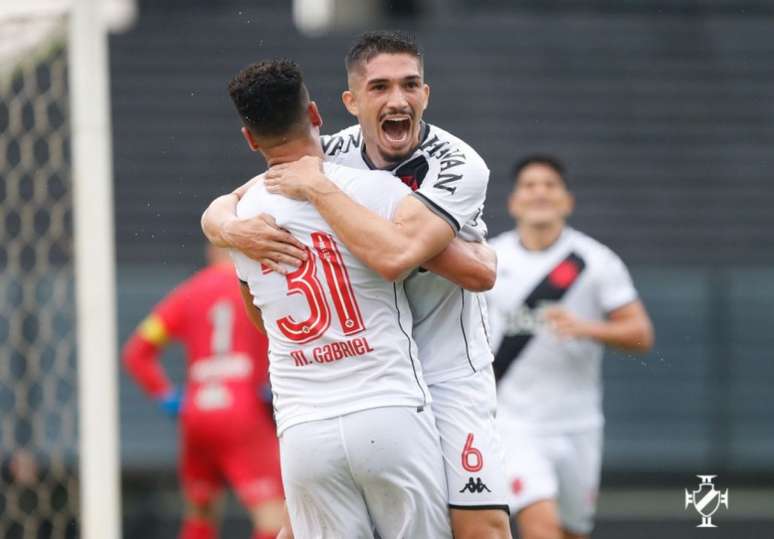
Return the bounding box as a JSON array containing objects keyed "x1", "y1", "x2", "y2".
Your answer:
[{"x1": 276, "y1": 397, "x2": 428, "y2": 436}]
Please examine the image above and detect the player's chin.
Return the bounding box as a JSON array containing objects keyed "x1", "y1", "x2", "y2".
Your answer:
[
  {"x1": 375, "y1": 138, "x2": 415, "y2": 164},
  {"x1": 524, "y1": 212, "x2": 562, "y2": 227},
  {"x1": 377, "y1": 128, "x2": 415, "y2": 159}
]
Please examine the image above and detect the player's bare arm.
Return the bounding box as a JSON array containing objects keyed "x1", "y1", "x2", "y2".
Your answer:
[
  {"x1": 200, "y1": 176, "x2": 253, "y2": 245},
  {"x1": 239, "y1": 282, "x2": 266, "y2": 334},
  {"x1": 275, "y1": 503, "x2": 294, "y2": 539},
  {"x1": 423, "y1": 238, "x2": 497, "y2": 292},
  {"x1": 201, "y1": 178, "x2": 307, "y2": 273},
  {"x1": 544, "y1": 300, "x2": 654, "y2": 353},
  {"x1": 265, "y1": 156, "x2": 494, "y2": 287}
]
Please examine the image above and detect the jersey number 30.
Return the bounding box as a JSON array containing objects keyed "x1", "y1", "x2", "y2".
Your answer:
[{"x1": 277, "y1": 232, "x2": 365, "y2": 344}]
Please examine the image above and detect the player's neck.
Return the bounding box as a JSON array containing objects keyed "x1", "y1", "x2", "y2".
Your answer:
[
  {"x1": 516, "y1": 222, "x2": 565, "y2": 251},
  {"x1": 263, "y1": 137, "x2": 324, "y2": 167},
  {"x1": 209, "y1": 260, "x2": 232, "y2": 270}
]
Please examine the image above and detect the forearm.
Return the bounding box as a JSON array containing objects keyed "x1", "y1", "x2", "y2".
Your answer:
[
  {"x1": 240, "y1": 284, "x2": 266, "y2": 334},
  {"x1": 245, "y1": 309, "x2": 266, "y2": 334},
  {"x1": 585, "y1": 318, "x2": 653, "y2": 353},
  {"x1": 122, "y1": 335, "x2": 172, "y2": 397},
  {"x1": 306, "y1": 180, "x2": 446, "y2": 280},
  {"x1": 201, "y1": 193, "x2": 240, "y2": 246},
  {"x1": 423, "y1": 239, "x2": 497, "y2": 292},
  {"x1": 201, "y1": 176, "x2": 259, "y2": 246}
]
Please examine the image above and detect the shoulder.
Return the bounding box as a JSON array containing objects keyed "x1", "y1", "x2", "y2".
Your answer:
[
  {"x1": 189, "y1": 264, "x2": 228, "y2": 287},
  {"x1": 161, "y1": 268, "x2": 205, "y2": 306},
  {"x1": 325, "y1": 162, "x2": 391, "y2": 183},
  {"x1": 416, "y1": 124, "x2": 489, "y2": 201},
  {"x1": 321, "y1": 124, "x2": 362, "y2": 158},
  {"x1": 237, "y1": 172, "x2": 308, "y2": 224},
  {"x1": 236, "y1": 172, "x2": 265, "y2": 204},
  {"x1": 183, "y1": 266, "x2": 232, "y2": 298},
  {"x1": 567, "y1": 228, "x2": 625, "y2": 267},
  {"x1": 236, "y1": 173, "x2": 288, "y2": 220},
  {"x1": 329, "y1": 163, "x2": 410, "y2": 201},
  {"x1": 420, "y1": 124, "x2": 488, "y2": 172},
  {"x1": 568, "y1": 228, "x2": 609, "y2": 254}
]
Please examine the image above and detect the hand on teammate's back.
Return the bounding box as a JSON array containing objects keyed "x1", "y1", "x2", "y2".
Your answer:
[
  {"x1": 265, "y1": 155, "x2": 328, "y2": 201},
  {"x1": 223, "y1": 213, "x2": 307, "y2": 274}
]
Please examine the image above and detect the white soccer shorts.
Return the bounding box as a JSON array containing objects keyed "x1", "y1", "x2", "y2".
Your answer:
[
  {"x1": 279, "y1": 405, "x2": 452, "y2": 539},
  {"x1": 429, "y1": 366, "x2": 510, "y2": 512},
  {"x1": 501, "y1": 425, "x2": 603, "y2": 534}
]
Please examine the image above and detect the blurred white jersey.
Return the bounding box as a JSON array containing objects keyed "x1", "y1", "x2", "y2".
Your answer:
[
  {"x1": 487, "y1": 228, "x2": 638, "y2": 432},
  {"x1": 232, "y1": 163, "x2": 429, "y2": 435},
  {"x1": 322, "y1": 123, "x2": 493, "y2": 384}
]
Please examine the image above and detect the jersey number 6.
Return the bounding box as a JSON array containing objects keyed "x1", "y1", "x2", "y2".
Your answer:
[
  {"x1": 461, "y1": 433, "x2": 484, "y2": 472},
  {"x1": 277, "y1": 231, "x2": 365, "y2": 344}
]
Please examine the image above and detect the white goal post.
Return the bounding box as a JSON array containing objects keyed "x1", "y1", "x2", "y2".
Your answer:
[{"x1": 68, "y1": 1, "x2": 121, "y2": 538}]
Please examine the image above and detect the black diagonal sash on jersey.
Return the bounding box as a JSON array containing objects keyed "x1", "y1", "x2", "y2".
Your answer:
[
  {"x1": 493, "y1": 252, "x2": 586, "y2": 382},
  {"x1": 394, "y1": 156, "x2": 429, "y2": 192}
]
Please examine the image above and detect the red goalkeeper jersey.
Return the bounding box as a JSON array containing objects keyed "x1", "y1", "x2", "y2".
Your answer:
[{"x1": 123, "y1": 262, "x2": 272, "y2": 442}]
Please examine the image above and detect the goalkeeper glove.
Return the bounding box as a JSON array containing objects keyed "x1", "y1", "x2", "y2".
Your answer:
[
  {"x1": 157, "y1": 388, "x2": 183, "y2": 418},
  {"x1": 258, "y1": 383, "x2": 273, "y2": 404}
]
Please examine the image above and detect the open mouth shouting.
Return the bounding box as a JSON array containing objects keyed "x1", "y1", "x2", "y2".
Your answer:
[{"x1": 379, "y1": 113, "x2": 414, "y2": 152}]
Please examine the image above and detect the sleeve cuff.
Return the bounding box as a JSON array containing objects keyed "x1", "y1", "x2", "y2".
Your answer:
[{"x1": 604, "y1": 292, "x2": 639, "y2": 314}]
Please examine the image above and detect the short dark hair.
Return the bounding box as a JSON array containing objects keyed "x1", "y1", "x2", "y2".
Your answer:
[
  {"x1": 345, "y1": 31, "x2": 423, "y2": 74},
  {"x1": 227, "y1": 59, "x2": 308, "y2": 137},
  {"x1": 512, "y1": 154, "x2": 568, "y2": 188}
]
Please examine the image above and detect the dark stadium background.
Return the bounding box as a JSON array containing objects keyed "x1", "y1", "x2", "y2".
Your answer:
[{"x1": 111, "y1": 0, "x2": 774, "y2": 536}]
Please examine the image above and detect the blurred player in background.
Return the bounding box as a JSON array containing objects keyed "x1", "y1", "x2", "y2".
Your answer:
[
  {"x1": 486, "y1": 155, "x2": 654, "y2": 539},
  {"x1": 203, "y1": 31, "x2": 511, "y2": 539},
  {"x1": 227, "y1": 58, "x2": 452, "y2": 538},
  {"x1": 122, "y1": 245, "x2": 284, "y2": 539}
]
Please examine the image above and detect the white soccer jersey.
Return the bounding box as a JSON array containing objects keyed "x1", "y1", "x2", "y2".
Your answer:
[
  {"x1": 487, "y1": 227, "x2": 638, "y2": 432},
  {"x1": 322, "y1": 123, "x2": 493, "y2": 384},
  {"x1": 232, "y1": 163, "x2": 429, "y2": 435}
]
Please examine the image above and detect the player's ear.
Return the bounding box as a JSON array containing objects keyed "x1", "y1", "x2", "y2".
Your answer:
[
  {"x1": 241, "y1": 127, "x2": 260, "y2": 152},
  {"x1": 422, "y1": 83, "x2": 430, "y2": 111},
  {"x1": 342, "y1": 90, "x2": 358, "y2": 117},
  {"x1": 308, "y1": 101, "x2": 323, "y2": 128}
]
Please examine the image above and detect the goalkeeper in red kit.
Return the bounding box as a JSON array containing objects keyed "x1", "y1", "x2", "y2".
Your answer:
[{"x1": 122, "y1": 246, "x2": 284, "y2": 539}]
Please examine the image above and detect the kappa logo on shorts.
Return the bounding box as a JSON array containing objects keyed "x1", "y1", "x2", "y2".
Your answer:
[{"x1": 459, "y1": 477, "x2": 491, "y2": 494}]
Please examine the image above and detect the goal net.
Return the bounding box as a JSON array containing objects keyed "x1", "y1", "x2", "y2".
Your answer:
[
  {"x1": 1, "y1": 2, "x2": 127, "y2": 537},
  {"x1": 0, "y1": 7, "x2": 79, "y2": 538}
]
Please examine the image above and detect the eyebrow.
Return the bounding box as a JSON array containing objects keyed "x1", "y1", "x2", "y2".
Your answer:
[{"x1": 366, "y1": 75, "x2": 422, "y2": 86}]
